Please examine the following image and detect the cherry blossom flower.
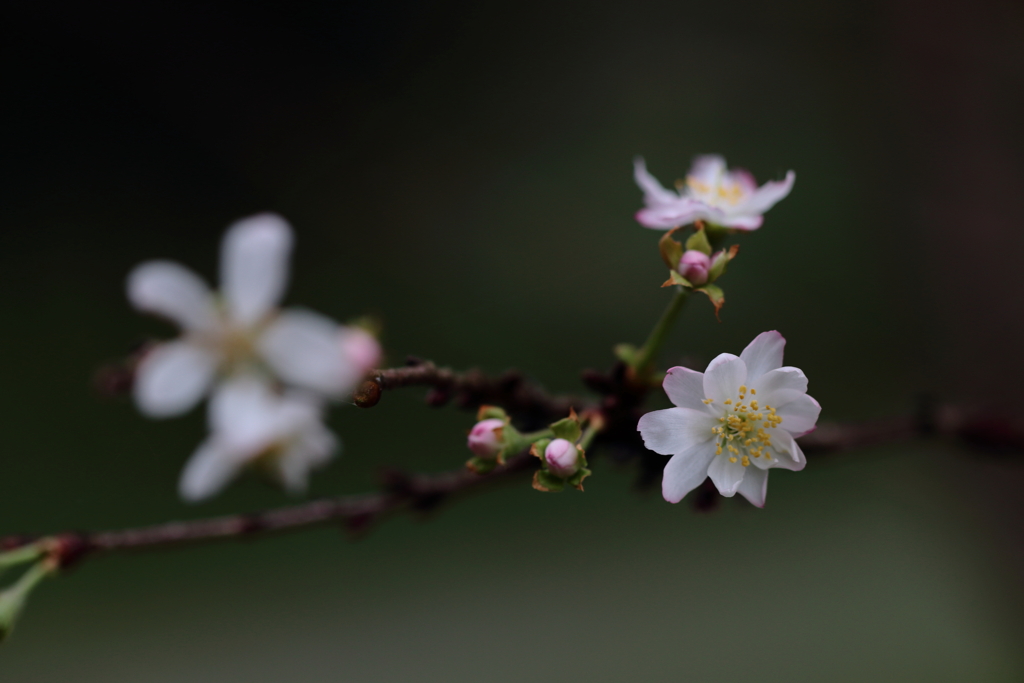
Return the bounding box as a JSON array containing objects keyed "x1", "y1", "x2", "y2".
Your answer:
[
  {"x1": 467, "y1": 418, "x2": 506, "y2": 459},
  {"x1": 544, "y1": 438, "x2": 581, "y2": 478},
  {"x1": 128, "y1": 213, "x2": 378, "y2": 417},
  {"x1": 634, "y1": 156, "x2": 795, "y2": 230},
  {"x1": 179, "y1": 375, "x2": 337, "y2": 501},
  {"x1": 637, "y1": 331, "x2": 820, "y2": 507}
]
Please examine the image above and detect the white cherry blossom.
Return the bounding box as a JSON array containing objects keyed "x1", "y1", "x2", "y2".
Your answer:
[
  {"x1": 179, "y1": 375, "x2": 338, "y2": 501},
  {"x1": 128, "y1": 213, "x2": 378, "y2": 417},
  {"x1": 634, "y1": 155, "x2": 795, "y2": 230},
  {"x1": 637, "y1": 331, "x2": 820, "y2": 507}
]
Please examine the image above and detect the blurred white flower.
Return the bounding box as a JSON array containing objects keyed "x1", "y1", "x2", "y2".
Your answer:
[
  {"x1": 634, "y1": 156, "x2": 795, "y2": 230},
  {"x1": 128, "y1": 213, "x2": 379, "y2": 417},
  {"x1": 179, "y1": 375, "x2": 337, "y2": 502},
  {"x1": 637, "y1": 331, "x2": 819, "y2": 507}
]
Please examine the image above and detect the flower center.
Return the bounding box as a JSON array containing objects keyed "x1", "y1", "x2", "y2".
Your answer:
[
  {"x1": 684, "y1": 176, "x2": 745, "y2": 207},
  {"x1": 702, "y1": 385, "x2": 784, "y2": 466}
]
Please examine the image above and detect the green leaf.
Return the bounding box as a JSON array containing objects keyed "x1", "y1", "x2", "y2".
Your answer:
[
  {"x1": 661, "y1": 270, "x2": 693, "y2": 288},
  {"x1": 466, "y1": 457, "x2": 497, "y2": 475},
  {"x1": 613, "y1": 343, "x2": 637, "y2": 365},
  {"x1": 532, "y1": 470, "x2": 565, "y2": 493},
  {"x1": 695, "y1": 284, "x2": 726, "y2": 319},
  {"x1": 684, "y1": 227, "x2": 712, "y2": 255},
  {"x1": 707, "y1": 244, "x2": 739, "y2": 283},
  {"x1": 568, "y1": 467, "x2": 592, "y2": 491},
  {"x1": 658, "y1": 228, "x2": 684, "y2": 270},
  {"x1": 550, "y1": 417, "x2": 582, "y2": 443}
]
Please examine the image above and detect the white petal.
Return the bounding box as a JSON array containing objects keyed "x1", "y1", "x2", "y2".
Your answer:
[
  {"x1": 258, "y1": 309, "x2": 360, "y2": 397},
  {"x1": 637, "y1": 407, "x2": 718, "y2": 456},
  {"x1": 635, "y1": 199, "x2": 710, "y2": 230},
  {"x1": 739, "y1": 331, "x2": 786, "y2": 383},
  {"x1": 127, "y1": 261, "x2": 218, "y2": 331},
  {"x1": 716, "y1": 213, "x2": 764, "y2": 230},
  {"x1": 764, "y1": 429, "x2": 806, "y2": 471},
  {"x1": 736, "y1": 467, "x2": 768, "y2": 507},
  {"x1": 702, "y1": 354, "x2": 747, "y2": 403},
  {"x1": 134, "y1": 341, "x2": 218, "y2": 417},
  {"x1": 662, "y1": 366, "x2": 712, "y2": 412},
  {"x1": 776, "y1": 394, "x2": 821, "y2": 438},
  {"x1": 750, "y1": 366, "x2": 808, "y2": 405},
  {"x1": 687, "y1": 155, "x2": 727, "y2": 186},
  {"x1": 276, "y1": 424, "x2": 338, "y2": 493},
  {"x1": 737, "y1": 171, "x2": 795, "y2": 215},
  {"x1": 707, "y1": 453, "x2": 746, "y2": 496},
  {"x1": 179, "y1": 438, "x2": 246, "y2": 502},
  {"x1": 633, "y1": 157, "x2": 680, "y2": 207},
  {"x1": 661, "y1": 441, "x2": 716, "y2": 503},
  {"x1": 209, "y1": 376, "x2": 281, "y2": 452},
  {"x1": 221, "y1": 213, "x2": 294, "y2": 327}
]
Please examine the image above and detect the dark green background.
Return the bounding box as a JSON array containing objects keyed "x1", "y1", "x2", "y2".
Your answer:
[{"x1": 2, "y1": 1, "x2": 1023, "y2": 679}]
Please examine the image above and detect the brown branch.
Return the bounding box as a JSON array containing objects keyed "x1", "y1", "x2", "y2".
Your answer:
[{"x1": 353, "y1": 358, "x2": 590, "y2": 425}]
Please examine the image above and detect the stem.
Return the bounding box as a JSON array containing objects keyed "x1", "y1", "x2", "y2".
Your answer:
[
  {"x1": 579, "y1": 424, "x2": 601, "y2": 452},
  {"x1": 631, "y1": 288, "x2": 688, "y2": 373},
  {"x1": 0, "y1": 544, "x2": 43, "y2": 570}
]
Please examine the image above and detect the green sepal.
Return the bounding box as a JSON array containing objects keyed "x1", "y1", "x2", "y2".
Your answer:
[
  {"x1": 684, "y1": 227, "x2": 712, "y2": 255},
  {"x1": 658, "y1": 228, "x2": 684, "y2": 270},
  {"x1": 466, "y1": 456, "x2": 498, "y2": 475},
  {"x1": 550, "y1": 410, "x2": 582, "y2": 443},
  {"x1": 661, "y1": 270, "x2": 693, "y2": 289},
  {"x1": 694, "y1": 283, "x2": 726, "y2": 319},
  {"x1": 706, "y1": 244, "x2": 739, "y2": 283},
  {"x1": 613, "y1": 343, "x2": 638, "y2": 365},
  {"x1": 476, "y1": 405, "x2": 508, "y2": 421},
  {"x1": 567, "y1": 466, "x2": 592, "y2": 491},
  {"x1": 532, "y1": 469, "x2": 566, "y2": 493},
  {"x1": 529, "y1": 439, "x2": 552, "y2": 460}
]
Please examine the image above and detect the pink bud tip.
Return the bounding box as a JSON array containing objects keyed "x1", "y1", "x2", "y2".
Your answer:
[
  {"x1": 678, "y1": 250, "x2": 711, "y2": 285},
  {"x1": 468, "y1": 419, "x2": 505, "y2": 458},
  {"x1": 340, "y1": 328, "x2": 382, "y2": 373},
  {"x1": 544, "y1": 438, "x2": 580, "y2": 477}
]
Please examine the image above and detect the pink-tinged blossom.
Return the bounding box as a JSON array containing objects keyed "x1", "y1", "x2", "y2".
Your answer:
[
  {"x1": 128, "y1": 214, "x2": 372, "y2": 417},
  {"x1": 544, "y1": 438, "x2": 581, "y2": 477},
  {"x1": 467, "y1": 418, "x2": 506, "y2": 458},
  {"x1": 634, "y1": 156, "x2": 795, "y2": 231},
  {"x1": 678, "y1": 250, "x2": 711, "y2": 285},
  {"x1": 637, "y1": 331, "x2": 820, "y2": 507},
  {"x1": 179, "y1": 376, "x2": 337, "y2": 501}
]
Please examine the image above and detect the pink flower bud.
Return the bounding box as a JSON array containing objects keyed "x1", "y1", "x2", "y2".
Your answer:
[
  {"x1": 544, "y1": 438, "x2": 580, "y2": 477},
  {"x1": 340, "y1": 328, "x2": 382, "y2": 374},
  {"x1": 678, "y1": 250, "x2": 711, "y2": 285},
  {"x1": 468, "y1": 419, "x2": 505, "y2": 458}
]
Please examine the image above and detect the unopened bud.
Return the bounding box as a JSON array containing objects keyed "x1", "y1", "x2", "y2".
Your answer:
[
  {"x1": 678, "y1": 250, "x2": 711, "y2": 285},
  {"x1": 340, "y1": 327, "x2": 382, "y2": 374},
  {"x1": 467, "y1": 419, "x2": 505, "y2": 458},
  {"x1": 544, "y1": 438, "x2": 580, "y2": 477}
]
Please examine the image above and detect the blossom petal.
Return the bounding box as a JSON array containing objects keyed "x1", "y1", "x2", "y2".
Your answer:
[
  {"x1": 637, "y1": 407, "x2": 718, "y2": 456},
  {"x1": 703, "y1": 354, "x2": 747, "y2": 403},
  {"x1": 258, "y1": 309, "x2": 359, "y2": 397},
  {"x1": 635, "y1": 198, "x2": 709, "y2": 230},
  {"x1": 715, "y1": 213, "x2": 764, "y2": 230},
  {"x1": 776, "y1": 394, "x2": 821, "y2": 438},
  {"x1": 633, "y1": 157, "x2": 680, "y2": 207},
  {"x1": 687, "y1": 155, "x2": 727, "y2": 186},
  {"x1": 178, "y1": 438, "x2": 246, "y2": 502},
  {"x1": 221, "y1": 213, "x2": 294, "y2": 327},
  {"x1": 661, "y1": 440, "x2": 716, "y2": 503},
  {"x1": 707, "y1": 453, "x2": 746, "y2": 496},
  {"x1": 663, "y1": 366, "x2": 712, "y2": 412},
  {"x1": 739, "y1": 331, "x2": 786, "y2": 383},
  {"x1": 750, "y1": 366, "x2": 808, "y2": 405},
  {"x1": 737, "y1": 466, "x2": 768, "y2": 507},
  {"x1": 134, "y1": 341, "x2": 218, "y2": 417},
  {"x1": 209, "y1": 376, "x2": 280, "y2": 452},
  {"x1": 738, "y1": 171, "x2": 795, "y2": 215},
  {"x1": 276, "y1": 424, "x2": 338, "y2": 493},
  {"x1": 127, "y1": 261, "x2": 217, "y2": 332},
  {"x1": 764, "y1": 429, "x2": 806, "y2": 471}
]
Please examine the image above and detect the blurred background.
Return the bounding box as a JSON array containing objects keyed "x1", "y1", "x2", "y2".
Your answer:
[{"x1": 2, "y1": 0, "x2": 1024, "y2": 679}]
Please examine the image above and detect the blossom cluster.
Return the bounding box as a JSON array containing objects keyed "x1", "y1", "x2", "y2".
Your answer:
[{"x1": 128, "y1": 214, "x2": 380, "y2": 501}]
